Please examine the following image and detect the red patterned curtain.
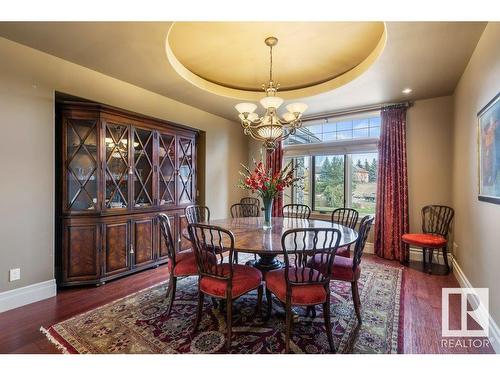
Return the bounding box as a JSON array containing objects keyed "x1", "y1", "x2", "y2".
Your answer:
[
  {"x1": 374, "y1": 106, "x2": 409, "y2": 263},
  {"x1": 266, "y1": 141, "x2": 284, "y2": 216}
]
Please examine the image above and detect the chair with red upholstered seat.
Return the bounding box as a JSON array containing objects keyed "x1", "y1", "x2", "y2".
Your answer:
[
  {"x1": 188, "y1": 223, "x2": 263, "y2": 351},
  {"x1": 402, "y1": 205, "x2": 454, "y2": 274},
  {"x1": 331, "y1": 208, "x2": 359, "y2": 258},
  {"x1": 158, "y1": 213, "x2": 201, "y2": 317},
  {"x1": 265, "y1": 227, "x2": 341, "y2": 353},
  {"x1": 307, "y1": 215, "x2": 374, "y2": 323}
]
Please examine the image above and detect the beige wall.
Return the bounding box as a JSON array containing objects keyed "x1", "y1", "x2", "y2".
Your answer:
[
  {"x1": 0, "y1": 37, "x2": 248, "y2": 292},
  {"x1": 407, "y1": 96, "x2": 454, "y2": 232},
  {"x1": 452, "y1": 22, "x2": 500, "y2": 322}
]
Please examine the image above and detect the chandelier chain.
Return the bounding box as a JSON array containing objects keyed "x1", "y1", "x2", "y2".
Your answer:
[
  {"x1": 235, "y1": 36, "x2": 307, "y2": 150},
  {"x1": 269, "y1": 44, "x2": 273, "y2": 84}
]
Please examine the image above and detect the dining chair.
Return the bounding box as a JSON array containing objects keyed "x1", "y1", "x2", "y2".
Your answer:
[
  {"x1": 331, "y1": 208, "x2": 359, "y2": 257},
  {"x1": 158, "y1": 213, "x2": 204, "y2": 317},
  {"x1": 307, "y1": 215, "x2": 375, "y2": 324},
  {"x1": 231, "y1": 203, "x2": 260, "y2": 261},
  {"x1": 402, "y1": 205, "x2": 454, "y2": 274},
  {"x1": 265, "y1": 227, "x2": 341, "y2": 353},
  {"x1": 240, "y1": 197, "x2": 260, "y2": 213},
  {"x1": 230, "y1": 203, "x2": 259, "y2": 218},
  {"x1": 188, "y1": 223, "x2": 263, "y2": 351},
  {"x1": 283, "y1": 204, "x2": 311, "y2": 219},
  {"x1": 185, "y1": 204, "x2": 210, "y2": 224}
]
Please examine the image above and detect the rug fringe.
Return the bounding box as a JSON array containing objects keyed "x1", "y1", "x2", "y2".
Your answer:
[{"x1": 39, "y1": 327, "x2": 70, "y2": 354}]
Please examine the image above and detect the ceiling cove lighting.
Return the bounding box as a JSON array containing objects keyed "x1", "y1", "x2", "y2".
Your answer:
[{"x1": 235, "y1": 36, "x2": 308, "y2": 150}]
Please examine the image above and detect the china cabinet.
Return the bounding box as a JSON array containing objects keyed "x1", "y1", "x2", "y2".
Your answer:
[{"x1": 56, "y1": 100, "x2": 198, "y2": 286}]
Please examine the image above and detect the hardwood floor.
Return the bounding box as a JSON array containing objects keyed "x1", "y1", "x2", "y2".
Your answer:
[{"x1": 0, "y1": 255, "x2": 494, "y2": 354}]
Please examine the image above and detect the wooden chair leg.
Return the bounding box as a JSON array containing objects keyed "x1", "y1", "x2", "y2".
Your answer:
[
  {"x1": 256, "y1": 285, "x2": 263, "y2": 317},
  {"x1": 234, "y1": 251, "x2": 239, "y2": 264},
  {"x1": 428, "y1": 248, "x2": 434, "y2": 274},
  {"x1": 265, "y1": 288, "x2": 273, "y2": 320},
  {"x1": 165, "y1": 273, "x2": 174, "y2": 299},
  {"x1": 305, "y1": 306, "x2": 317, "y2": 318},
  {"x1": 323, "y1": 299, "x2": 336, "y2": 353},
  {"x1": 442, "y1": 246, "x2": 450, "y2": 274},
  {"x1": 422, "y1": 248, "x2": 427, "y2": 266},
  {"x1": 285, "y1": 299, "x2": 293, "y2": 354},
  {"x1": 165, "y1": 276, "x2": 177, "y2": 317},
  {"x1": 226, "y1": 297, "x2": 233, "y2": 352},
  {"x1": 192, "y1": 290, "x2": 205, "y2": 334},
  {"x1": 351, "y1": 280, "x2": 362, "y2": 324},
  {"x1": 211, "y1": 297, "x2": 218, "y2": 309}
]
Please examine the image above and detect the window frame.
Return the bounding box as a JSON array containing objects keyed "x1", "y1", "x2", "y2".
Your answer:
[{"x1": 283, "y1": 112, "x2": 380, "y2": 215}]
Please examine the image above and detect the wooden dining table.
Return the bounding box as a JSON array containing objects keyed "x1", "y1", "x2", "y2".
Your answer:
[{"x1": 184, "y1": 216, "x2": 358, "y2": 272}]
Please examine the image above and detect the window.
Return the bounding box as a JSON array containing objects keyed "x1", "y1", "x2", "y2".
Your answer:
[
  {"x1": 285, "y1": 115, "x2": 381, "y2": 145},
  {"x1": 283, "y1": 156, "x2": 310, "y2": 206},
  {"x1": 283, "y1": 113, "x2": 380, "y2": 215}
]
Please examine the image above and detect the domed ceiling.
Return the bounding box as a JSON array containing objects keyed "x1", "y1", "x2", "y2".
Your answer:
[{"x1": 166, "y1": 22, "x2": 386, "y2": 100}]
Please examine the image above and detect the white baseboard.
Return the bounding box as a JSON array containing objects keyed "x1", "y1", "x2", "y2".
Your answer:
[
  {"x1": 451, "y1": 258, "x2": 500, "y2": 354},
  {"x1": 0, "y1": 279, "x2": 57, "y2": 313}
]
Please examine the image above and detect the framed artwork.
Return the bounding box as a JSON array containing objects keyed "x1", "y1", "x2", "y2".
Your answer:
[{"x1": 478, "y1": 91, "x2": 500, "y2": 204}]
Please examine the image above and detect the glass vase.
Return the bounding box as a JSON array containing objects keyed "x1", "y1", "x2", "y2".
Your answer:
[{"x1": 262, "y1": 196, "x2": 273, "y2": 229}]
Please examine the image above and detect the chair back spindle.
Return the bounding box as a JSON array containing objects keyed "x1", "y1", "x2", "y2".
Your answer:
[
  {"x1": 422, "y1": 205, "x2": 454, "y2": 238},
  {"x1": 240, "y1": 197, "x2": 260, "y2": 213},
  {"x1": 283, "y1": 204, "x2": 311, "y2": 219},
  {"x1": 231, "y1": 203, "x2": 259, "y2": 218},
  {"x1": 188, "y1": 223, "x2": 235, "y2": 282},
  {"x1": 281, "y1": 228, "x2": 341, "y2": 287},
  {"x1": 185, "y1": 205, "x2": 210, "y2": 224},
  {"x1": 331, "y1": 208, "x2": 359, "y2": 229}
]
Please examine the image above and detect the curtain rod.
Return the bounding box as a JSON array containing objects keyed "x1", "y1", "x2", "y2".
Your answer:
[{"x1": 302, "y1": 101, "x2": 413, "y2": 122}]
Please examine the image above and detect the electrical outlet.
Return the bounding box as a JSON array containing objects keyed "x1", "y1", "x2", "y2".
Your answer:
[{"x1": 9, "y1": 268, "x2": 20, "y2": 281}]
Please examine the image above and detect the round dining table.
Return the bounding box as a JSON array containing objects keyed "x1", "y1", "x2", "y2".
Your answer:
[{"x1": 187, "y1": 216, "x2": 358, "y2": 272}]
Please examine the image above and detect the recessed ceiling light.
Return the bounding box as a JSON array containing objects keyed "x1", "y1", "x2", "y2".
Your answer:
[{"x1": 402, "y1": 88, "x2": 412, "y2": 94}]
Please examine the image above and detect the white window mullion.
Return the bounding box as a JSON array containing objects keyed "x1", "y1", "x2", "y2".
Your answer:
[{"x1": 345, "y1": 154, "x2": 353, "y2": 208}]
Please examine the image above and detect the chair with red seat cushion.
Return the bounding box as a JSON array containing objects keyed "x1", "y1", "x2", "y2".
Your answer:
[
  {"x1": 265, "y1": 227, "x2": 341, "y2": 353},
  {"x1": 159, "y1": 213, "x2": 201, "y2": 318},
  {"x1": 188, "y1": 223, "x2": 263, "y2": 351},
  {"x1": 307, "y1": 215, "x2": 374, "y2": 323},
  {"x1": 331, "y1": 208, "x2": 359, "y2": 258},
  {"x1": 401, "y1": 205, "x2": 454, "y2": 274}
]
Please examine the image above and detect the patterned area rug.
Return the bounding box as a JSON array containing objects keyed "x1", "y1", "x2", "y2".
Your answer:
[{"x1": 41, "y1": 260, "x2": 403, "y2": 354}]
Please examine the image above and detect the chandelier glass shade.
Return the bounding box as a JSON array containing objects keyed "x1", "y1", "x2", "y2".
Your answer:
[{"x1": 235, "y1": 36, "x2": 308, "y2": 150}]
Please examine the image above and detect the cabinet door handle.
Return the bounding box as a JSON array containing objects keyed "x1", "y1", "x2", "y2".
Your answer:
[
  {"x1": 130, "y1": 244, "x2": 135, "y2": 254},
  {"x1": 128, "y1": 166, "x2": 134, "y2": 175}
]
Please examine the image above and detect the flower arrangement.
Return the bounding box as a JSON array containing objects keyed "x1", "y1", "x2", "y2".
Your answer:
[{"x1": 238, "y1": 159, "x2": 303, "y2": 228}]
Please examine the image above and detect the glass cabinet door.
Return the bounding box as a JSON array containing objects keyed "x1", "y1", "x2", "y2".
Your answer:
[
  {"x1": 158, "y1": 132, "x2": 176, "y2": 206},
  {"x1": 177, "y1": 137, "x2": 195, "y2": 205},
  {"x1": 132, "y1": 128, "x2": 154, "y2": 208},
  {"x1": 66, "y1": 119, "x2": 99, "y2": 211},
  {"x1": 104, "y1": 122, "x2": 130, "y2": 209}
]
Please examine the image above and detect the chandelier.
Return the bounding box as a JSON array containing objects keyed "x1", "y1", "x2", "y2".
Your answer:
[{"x1": 234, "y1": 36, "x2": 308, "y2": 150}]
